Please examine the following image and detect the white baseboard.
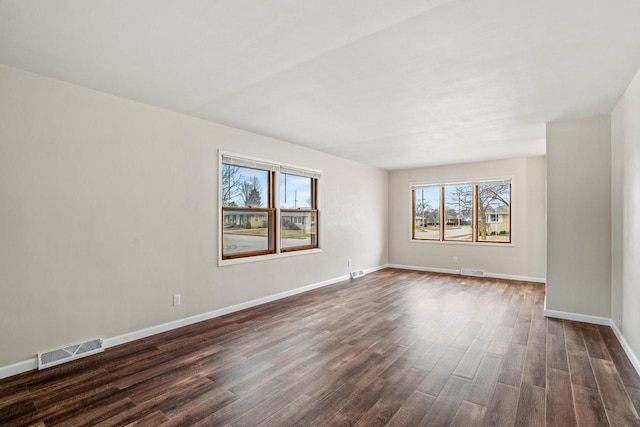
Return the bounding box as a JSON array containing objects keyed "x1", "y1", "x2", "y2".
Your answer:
[
  {"x1": 483, "y1": 272, "x2": 546, "y2": 283},
  {"x1": 363, "y1": 264, "x2": 390, "y2": 275},
  {"x1": 0, "y1": 359, "x2": 38, "y2": 380},
  {"x1": 388, "y1": 264, "x2": 546, "y2": 283},
  {"x1": 542, "y1": 308, "x2": 611, "y2": 326},
  {"x1": 542, "y1": 296, "x2": 611, "y2": 325},
  {"x1": 543, "y1": 296, "x2": 640, "y2": 377},
  {"x1": 0, "y1": 267, "x2": 373, "y2": 380},
  {"x1": 388, "y1": 264, "x2": 460, "y2": 275},
  {"x1": 610, "y1": 321, "x2": 640, "y2": 377}
]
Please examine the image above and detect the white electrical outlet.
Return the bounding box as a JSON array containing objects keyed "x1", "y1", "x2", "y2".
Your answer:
[
  {"x1": 453, "y1": 256, "x2": 458, "y2": 263},
  {"x1": 173, "y1": 294, "x2": 181, "y2": 306},
  {"x1": 348, "y1": 259, "x2": 351, "y2": 267}
]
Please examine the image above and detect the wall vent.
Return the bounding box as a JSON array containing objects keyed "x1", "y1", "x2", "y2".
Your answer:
[
  {"x1": 38, "y1": 338, "x2": 104, "y2": 370},
  {"x1": 460, "y1": 268, "x2": 485, "y2": 277},
  {"x1": 350, "y1": 270, "x2": 365, "y2": 279}
]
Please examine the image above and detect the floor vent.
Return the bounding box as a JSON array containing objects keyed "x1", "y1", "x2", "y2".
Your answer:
[
  {"x1": 38, "y1": 338, "x2": 104, "y2": 370},
  {"x1": 350, "y1": 270, "x2": 365, "y2": 279},
  {"x1": 460, "y1": 268, "x2": 485, "y2": 277}
]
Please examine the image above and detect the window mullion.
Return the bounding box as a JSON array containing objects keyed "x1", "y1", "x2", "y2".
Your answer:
[
  {"x1": 440, "y1": 186, "x2": 444, "y2": 241},
  {"x1": 473, "y1": 185, "x2": 478, "y2": 242}
]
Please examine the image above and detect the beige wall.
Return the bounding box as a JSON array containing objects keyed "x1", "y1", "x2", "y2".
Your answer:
[
  {"x1": 611, "y1": 68, "x2": 640, "y2": 358},
  {"x1": 546, "y1": 115, "x2": 611, "y2": 318},
  {"x1": 0, "y1": 65, "x2": 389, "y2": 367},
  {"x1": 388, "y1": 157, "x2": 546, "y2": 280}
]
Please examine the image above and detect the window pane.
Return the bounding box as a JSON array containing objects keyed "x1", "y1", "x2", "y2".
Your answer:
[
  {"x1": 477, "y1": 183, "x2": 511, "y2": 242},
  {"x1": 280, "y1": 173, "x2": 314, "y2": 209},
  {"x1": 413, "y1": 186, "x2": 440, "y2": 240},
  {"x1": 221, "y1": 164, "x2": 269, "y2": 208},
  {"x1": 222, "y1": 208, "x2": 275, "y2": 258},
  {"x1": 444, "y1": 185, "x2": 473, "y2": 241},
  {"x1": 281, "y1": 210, "x2": 318, "y2": 250}
]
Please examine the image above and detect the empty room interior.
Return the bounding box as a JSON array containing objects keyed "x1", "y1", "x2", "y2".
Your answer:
[{"x1": 2, "y1": 1, "x2": 640, "y2": 426}]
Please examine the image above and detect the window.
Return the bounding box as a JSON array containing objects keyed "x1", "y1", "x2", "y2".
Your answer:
[
  {"x1": 412, "y1": 186, "x2": 440, "y2": 240},
  {"x1": 220, "y1": 153, "x2": 320, "y2": 261},
  {"x1": 280, "y1": 171, "x2": 318, "y2": 252},
  {"x1": 444, "y1": 184, "x2": 473, "y2": 241},
  {"x1": 476, "y1": 182, "x2": 511, "y2": 242},
  {"x1": 221, "y1": 161, "x2": 275, "y2": 259},
  {"x1": 411, "y1": 179, "x2": 511, "y2": 244}
]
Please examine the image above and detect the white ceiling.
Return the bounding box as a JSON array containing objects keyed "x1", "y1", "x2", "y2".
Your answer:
[{"x1": 2, "y1": 1, "x2": 640, "y2": 170}]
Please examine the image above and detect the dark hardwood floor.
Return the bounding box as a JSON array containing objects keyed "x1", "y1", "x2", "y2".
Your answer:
[{"x1": 1, "y1": 268, "x2": 640, "y2": 426}]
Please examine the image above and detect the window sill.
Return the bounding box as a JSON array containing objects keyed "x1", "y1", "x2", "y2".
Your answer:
[
  {"x1": 409, "y1": 239, "x2": 514, "y2": 247},
  {"x1": 219, "y1": 248, "x2": 322, "y2": 267}
]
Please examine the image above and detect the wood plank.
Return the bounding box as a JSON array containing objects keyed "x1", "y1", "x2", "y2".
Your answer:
[
  {"x1": 166, "y1": 378, "x2": 283, "y2": 426},
  {"x1": 510, "y1": 318, "x2": 531, "y2": 345},
  {"x1": 568, "y1": 352, "x2": 598, "y2": 389},
  {"x1": 386, "y1": 391, "x2": 435, "y2": 427},
  {"x1": 419, "y1": 376, "x2": 471, "y2": 427},
  {"x1": 30, "y1": 382, "x2": 123, "y2": 426},
  {"x1": 63, "y1": 398, "x2": 136, "y2": 427},
  {"x1": 547, "y1": 317, "x2": 565, "y2": 336},
  {"x1": 582, "y1": 327, "x2": 612, "y2": 360},
  {"x1": 514, "y1": 382, "x2": 544, "y2": 427},
  {"x1": 450, "y1": 321, "x2": 483, "y2": 351},
  {"x1": 598, "y1": 325, "x2": 640, "y2": 388},
  {"x1": 563, "y1": 320, "x2": 587, "y2": 354},
  {"x1": 450, "y1": 401, "x2": 487, "y2": 426},
  {"x1": 378, "y1": 339, "x2": 431, "y2": 383},
  {"x1": 499, "y1": 305, "x2": 519, "y2": 327},
  {"x1": 522, "y1": 343, "x2": 546, "y2": 388},
  {"x1": 497, "y1": 343, "x2": 526, "y2": 387},
  {"x1": 528, "y1": 319, "x2": 547, "y2": 346},
  {"x1": 546, "y1": 333, "x2": 569, "y2": 371},
  {"x1": 124, "y1": 410, "x2": 169, "y2": 426},
  {"x1": 354, "y1": 367, "x2": 428, "y2": 427},
  {"x1": 328, "y1": 377, "x2": 388, "y2": 426},
  {"x1": 417, "y1": 347, "x2": 466, "y2": 396},
  {"x1": 487, "y1": 324, "x2": 513, "y2": 356},
  {"x1": 287, "y1": 382, "x2": 356, "y2": 426},
  {"x1": 481, "y1": 383, "x2": 520, "y2": 427},
  {"x1": 591, "y1": 357, "x2": 640, "y2": 426},
  {"x1": 0, "y1": 401, "x2": 38, "y2": 427},
  {"x1": 572, "y1": 384, "x2": 609, "y2": 427},
  {"x1": 476, "y1": 320, "x2": 500, "y2": 341},
  {"x1": 413, "y1": 334, "x2": 455, "y2": 372},
  {"x1": 546, "y1": 368, "x2": 577, "y2": 427},
  {"x1": 465, "y1": 353, "x2": 503, "y2": 406},
  {"x1": 627, "y1": 386, "x2": 640, "y2": 420},
  {"x1": 453, "y1": 338, "x2": 490, "y2": 379}
]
